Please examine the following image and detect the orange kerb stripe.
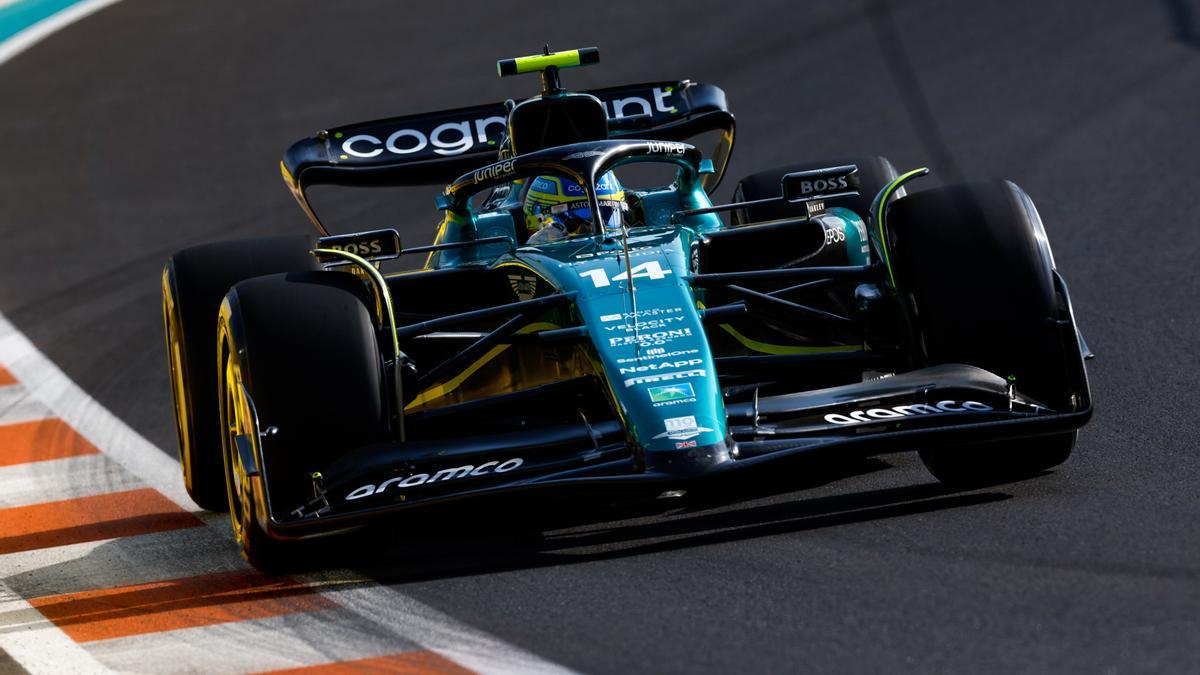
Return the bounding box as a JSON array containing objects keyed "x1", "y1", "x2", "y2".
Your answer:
[
  {"x1": 0, "y1": 365, "x2": 15, "y2": 386},
  {"x1": 259, "y1": 651, "x2": 475, "y2": 675},
  {"x1": 0, "y1": 488, "x2": 201, "y2": 554},
  {"x1": 0, "y1": 418, "x2": 101, "y2": 467},
  {"x1": 30, "y1": 569, "x2": 336, "y2": 643}
]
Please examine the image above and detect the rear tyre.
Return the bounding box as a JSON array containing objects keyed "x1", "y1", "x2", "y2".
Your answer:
[
  {"x1": 162, "y1": 235, "x2": 317, "y2": 511},
  {"x1": 887, "y1": 181, "x2": 1077, "y2": 486},
  {"x1": 732, "y1": 156, "x2": 900, "y2": 224},
  {"x1": 217, "y1": 271, "x2": 384, "y2": 571}
]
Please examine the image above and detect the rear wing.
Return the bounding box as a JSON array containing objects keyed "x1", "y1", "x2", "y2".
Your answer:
[{"x1": 281, "y1": 81, "x2": 735, "y2": 232}]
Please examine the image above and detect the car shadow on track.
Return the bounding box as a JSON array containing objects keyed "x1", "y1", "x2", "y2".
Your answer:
[{"x1": 351, "y1": 457, "x2": 1015, "y2": 584}]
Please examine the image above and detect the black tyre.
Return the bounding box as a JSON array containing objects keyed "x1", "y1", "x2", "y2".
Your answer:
[
  {"x1": 732, "y1": 156, "x2": 900, "y2": 224},
  {"x1": 217, "y1": 271, "x2": 384, "y2": 571},
  {"x1": 163, "y1": 235, "x2": 317, "y2": 510},
  {"x1": 888, "y1": 180, "x2": 1077, "y2": 485}
]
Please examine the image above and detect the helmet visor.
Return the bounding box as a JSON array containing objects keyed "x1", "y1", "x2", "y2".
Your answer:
[{"x1": 552, "y1": 199, "x2": 624, "y2": 233}]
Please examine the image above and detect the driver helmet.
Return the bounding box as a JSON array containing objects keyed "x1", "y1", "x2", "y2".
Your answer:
[{"x1": 523, "y1": 171, "x2": 626, "y2": 237}]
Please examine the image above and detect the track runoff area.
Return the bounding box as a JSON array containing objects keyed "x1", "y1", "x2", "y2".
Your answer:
[{"x1": 0, "y1": 3, "x2": 570, "y2": 674}]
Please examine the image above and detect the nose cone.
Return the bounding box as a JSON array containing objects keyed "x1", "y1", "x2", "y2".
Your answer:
[{"x1": 644, "y1": 439, "x2": 734, "y2": 476}]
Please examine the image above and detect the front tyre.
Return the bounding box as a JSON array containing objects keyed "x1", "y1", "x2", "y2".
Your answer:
[
  {"x1": 162, "y1": 235, "x2": 317, "y2": 511},
  {"x1": 217, "y1": 271, "x2": 385, "y2": 571},
  {"x1": 888, "y1": 181, "x2": 1081, "y2": 486}
]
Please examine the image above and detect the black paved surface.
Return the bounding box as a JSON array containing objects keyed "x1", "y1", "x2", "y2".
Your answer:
[{"x1": 1, "y1": 1, "x2": 1198, "y2": 671}]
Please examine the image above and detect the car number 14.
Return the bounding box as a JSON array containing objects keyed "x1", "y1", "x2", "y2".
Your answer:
[{"x1": 580, "y1": 261, "x2": 673, "y2": 288}]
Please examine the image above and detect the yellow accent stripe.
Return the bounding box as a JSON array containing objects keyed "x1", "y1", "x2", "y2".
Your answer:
[
  {"x1": 279, "y1": 161, "x2": 297, "y2": 189},
  {"x1": 312, "y1": 248, "x2": 399, "y2": 361},
  {"x1": 403, "y1": 321, "x2": 560, "y2": 410},
  {"x1": 876, "y1": 167, "x2": 929, "y2": 288},
  {"x1": 718, "y1": 323, "x2": 864, "y2": 356}
]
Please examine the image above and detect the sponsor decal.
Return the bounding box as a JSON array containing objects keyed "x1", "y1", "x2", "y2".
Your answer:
[
  {"x1": 822, "y1": 223, "x2": 846, "y2": 246},
  {"x1": 316, "y1": 230, "x2": 402, "y2": 260},
  {"x1": 573, "y1": 245, "x2": 660, "y2": 260},
  {"x1": 345, "y1": 457, "x2": 524, "y2": 501},
  {"x1": 337, "y1": 87, "x2": 678, "y2": 161},
  {"x1": 616, "y1": 348, "x2": 699, "y2": 364},
  {"x1": 341, "y1": 116, "x2": 507, "y2": 159},
  {"x1": 646, "y1": 141, "x2": 687, "y2": 155},
  {"x1": 653, "y1": 416, "x2": 713, "y2": 441},
  {"x1": 331, "y1": 240, "x2": 382, "y2": 255},
  {"x1": 507, "y1": 273, "x2": 538, "y2": 301},
  {"x1": 797, "y1": 175, "x2": 850, "y2": 195},
  {"x1": 605, "y1": 86, "x2": 678, "y2": 119},
  {"x1": 823, "y1": 400, "x2": 993, "y2": 426},
  {"x1": 648, "y1": 383, "x2": 695, "y2": 403},
  {"x1": 603, "y1": 316, "x2": 687, "y2": 332},
  {"x1": 609, "y1": 328, "x2": 692, "y2": 348},
  {"x1": 473, "y1": 159, "x2": 516, "y2": 183},
  {"x1": 601, "y1": 307, "x2": 684, "y2": 322},
  {"x1": 620, "y1": 358, "x2": 703, "y2": 375},
  {"x1": 624, "y1": 368, "x2": 706, "y2": 387}
]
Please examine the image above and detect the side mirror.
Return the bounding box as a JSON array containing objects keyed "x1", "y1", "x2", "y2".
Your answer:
[{"x1": 314, "y1": 228, "x2": 403, "y2": 265}]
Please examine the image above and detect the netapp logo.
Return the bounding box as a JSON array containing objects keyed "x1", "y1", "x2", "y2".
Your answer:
[
  {"x1": 345, "y1": 457, "x2": 524, "y2": 501},
  {"x1": 618, "y1": 358, "x2": 703, "y2": 375},
  {"x1": 824, "y1": 400, "x2": 992, "y2": 425}
]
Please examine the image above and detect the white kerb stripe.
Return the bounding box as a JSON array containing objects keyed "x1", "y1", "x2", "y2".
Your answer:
[{"x1": 0, "y1": 578, "x2": 107, "y2": 673}]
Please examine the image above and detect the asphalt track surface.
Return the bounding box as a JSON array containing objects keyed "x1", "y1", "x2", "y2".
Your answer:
[{"x1": 1, "y1": 0, "x2": 1199, "y2": 672}]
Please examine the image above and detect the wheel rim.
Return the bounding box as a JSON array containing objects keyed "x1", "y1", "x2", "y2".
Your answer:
[
  {"x1": 162, "y1": 284, "x2": 193, "y2": 475},
  {"x1": 219, "y1": 344, "x2": 254, "y2": 548}
]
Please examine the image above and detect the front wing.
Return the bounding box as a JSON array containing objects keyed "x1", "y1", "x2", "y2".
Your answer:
[{"x1": 238, "y1": 363, "x2": 1091, "y2": 539}]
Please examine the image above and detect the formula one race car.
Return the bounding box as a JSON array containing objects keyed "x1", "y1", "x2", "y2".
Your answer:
[{"x1": 162, "y1": 47, "x2": 1093, "y2": 570}]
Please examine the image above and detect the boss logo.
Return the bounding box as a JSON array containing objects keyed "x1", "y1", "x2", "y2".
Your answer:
[
  {"x1": 329, "y1": 240, "x2": 384, "y2": 256},
  {"x1": 800, "y1": 176, "x2": 849, "y2": 194}
]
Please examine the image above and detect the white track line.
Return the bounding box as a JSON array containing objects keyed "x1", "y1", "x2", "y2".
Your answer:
[{"x1": 0, "y1": 0, "x2": 126, "y2": 67}]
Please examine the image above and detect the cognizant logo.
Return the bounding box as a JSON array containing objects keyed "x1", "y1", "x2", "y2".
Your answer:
[
  {"x1": 339, "y1": 87, "x2": 679, "y2": 159},
  {"x1": 341, "y1": 117, "x2": 508, "y2": 158}
]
